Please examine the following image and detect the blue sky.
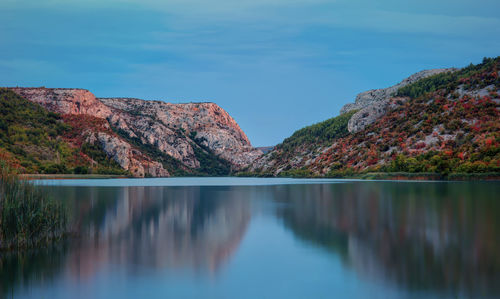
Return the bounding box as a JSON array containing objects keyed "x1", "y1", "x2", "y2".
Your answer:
[{"x1": 1, "y1": 0, "x2": 499, "y2": 146}]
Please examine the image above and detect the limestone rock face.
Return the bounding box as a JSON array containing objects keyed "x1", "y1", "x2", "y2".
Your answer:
[
  {"x1": 10, "y1": 87, "x2": 112, "y2": 118},
  {"x1": 347, "y1": 97, "x2": 409, "y2": 133},
  {"x1": 341, "y1": 68, "x2": 458, "y2": 133},
  {"x1": 106, "y1": 110, "x2": 200, "y2": 169},
  {"x1": 100, "y1": 98, "x2": 262, "y2": 168},
  {"x1": 94, "y1": 132, "x2": 169, "y2": 177},
  {"x1": 9, "y1": 87, "x2": 261, "y2": 176},
  {"x1": 340, "y1": 69, "x2": 457, "y2": 115}
]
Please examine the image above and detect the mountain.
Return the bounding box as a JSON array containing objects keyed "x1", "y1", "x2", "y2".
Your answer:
[
  {"x1": 340, "y1": 68, "x2": 458, "y2": 115},
  {"x1": 342, "y1": 68, "x2": 458, "y2": 133},
  {"x1": 0, "y1": 88, "x2": 125, "y2": 175},
  {"x1": 248, "y1": 57, "x2": 500, "y2": 177},
  {"x1": 0, "y1": 88, "x2": 262, "y2": 177}
]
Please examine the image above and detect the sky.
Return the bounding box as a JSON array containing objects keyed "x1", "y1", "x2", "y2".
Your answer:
[{"x1": 1, "y1": 0, "x2": 499, "y2": 146}]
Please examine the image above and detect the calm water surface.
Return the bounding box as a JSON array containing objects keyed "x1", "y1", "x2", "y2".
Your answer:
[{"x1": 1, "y1": 178, "x2": 499, "y2": 298}]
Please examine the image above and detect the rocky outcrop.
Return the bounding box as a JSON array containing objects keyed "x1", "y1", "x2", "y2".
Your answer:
[
  {"x1": 341, "y1": 68, "x2": 457, "y2": 133},
  {"x1": 340, "y1": 68, "x2": 457, "y2": 115},
  {"x1": 347, "y1": 97, "x2": 408, "y2": 133},
  {"x1": 106, "y1": 109, "x2": 200, "y2": 169},
  {"x1": 100, "y1": 98, "x2": 262, "y2": 168},
  {"x1": 9, "y1": 87, "x2": 261, "y2": 176},
  {"x1": 94, "y1": 132, "x2": 169, "y2": 177},
  {"x1": 10, "y1": 87, "x2": 112, "y2": 118}
]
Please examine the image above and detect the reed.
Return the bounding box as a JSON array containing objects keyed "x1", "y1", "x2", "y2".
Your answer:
[{"x1": 0, "y1": 165, "x2": 67, "y2": 249}]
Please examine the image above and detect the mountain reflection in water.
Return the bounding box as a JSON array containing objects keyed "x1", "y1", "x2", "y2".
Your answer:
[
  {"x1": 67, "y1": 186, "x2": 251, "y2": 277},
  {"x1": 0, "y1": 180, "x2": 498, "y2": 298},
  {"x1": 277, "y1": 182, "x2": 500, "y2": 296},
  {"x1": 1, "y1": 186, "x2": 251, "y2": 295}
]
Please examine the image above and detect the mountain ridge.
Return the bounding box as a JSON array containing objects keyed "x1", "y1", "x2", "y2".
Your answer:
[
  {"x1": 1, "y1": 87, "x2": 262, "y2": 177},
  {"x1": 248, "y1": 57, "x2": 500, "y2": 177}
]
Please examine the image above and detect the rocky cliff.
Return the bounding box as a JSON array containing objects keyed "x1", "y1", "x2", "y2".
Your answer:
[
  {"x1": 341, "y1": 68, "x2": 457, "y2": 133},
  {"x1": 8, "y1": 87, "x2": 262, "y2": 177},
  {"x1": 10, "y1": 88, "x2": 112, "y2": 118},
  {"x1": 100, "y1": 98, "x2": 261, "y2": 168}
]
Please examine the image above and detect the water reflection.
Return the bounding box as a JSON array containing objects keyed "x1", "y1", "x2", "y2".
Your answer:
[
  {"x1": 1, "y1": 186, "x2": 251, "y2": 296},
  {"x1": 0, "y1": 244, "x2": 69, "y2": 296},
  {"x1": 277, "y1": 182, "x2": 500, "y2": 297},
  {"x1": 66, "y1": 187, "x2": 250, "y2": 278},
  {"x1": 0, "y1": 181, "x2": 499, "y2": 298}
]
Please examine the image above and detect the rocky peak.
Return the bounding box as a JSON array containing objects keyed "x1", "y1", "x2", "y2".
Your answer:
[
  {"x1": 340, "y1": 68, "x2": 458, "y2": 115},
  {"x1": 341, "y1": 68, "x2": 458, "y2": 133}
]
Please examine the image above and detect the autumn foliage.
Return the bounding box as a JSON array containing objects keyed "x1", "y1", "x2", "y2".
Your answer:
[{"x1": 257, "y1": 56, "x2": 500, "y2": 177}]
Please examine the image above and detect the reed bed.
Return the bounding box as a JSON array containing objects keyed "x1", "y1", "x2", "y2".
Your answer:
[{"x1": 0, "y1": 166, "x2": 67, "y2": 249}]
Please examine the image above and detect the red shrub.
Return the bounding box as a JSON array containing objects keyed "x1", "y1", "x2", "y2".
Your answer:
[{"x1": 415, "y1": 142, "x2": 426, "y2": 149}]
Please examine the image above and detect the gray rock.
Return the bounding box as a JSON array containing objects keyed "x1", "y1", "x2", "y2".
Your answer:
[
  {"x1": 341, "y1": 68, "x2": 458, "y2": 133},
  {"x1": 95, "y1": 132, "x2": 169, "y2": 177},
  {"x1": 340, "y1": 68, "x2": 458, "y2": 115},
  {"x1": 347, "y1": 97, "x2": 408, "y2": 133},
  {"x1": 100, "y1": 98, "x2": 262, "y2": 169}
]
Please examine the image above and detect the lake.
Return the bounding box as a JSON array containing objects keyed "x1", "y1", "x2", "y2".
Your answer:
[{"x1": 1, "y1": 178, "x2": 499, "y2": 298}]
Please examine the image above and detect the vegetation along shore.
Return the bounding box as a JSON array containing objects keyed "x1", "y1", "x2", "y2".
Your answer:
[{"x1": 0, "y1": 166, "x2": 68, "y2": 250}]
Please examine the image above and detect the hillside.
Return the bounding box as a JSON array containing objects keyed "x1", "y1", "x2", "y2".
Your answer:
[
  {"x1": 248, "y1": 57, "x2": 500, "y2": 177},
  {"x1": 0, "y1": 88, "x2": 262, "y2": 177},
  {"x1": 0, "y1": 89, "x2": 126, "y2": 175}
]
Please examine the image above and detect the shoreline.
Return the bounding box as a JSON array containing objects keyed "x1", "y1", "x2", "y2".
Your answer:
[
  {"x1": 20, "y1": 172, "x2": 500, "y2": 181},
  {"x1": 355, "y1": 172, "x2": 500, "y2": 181},
  {"x1": 240, "y1": 172, "x2": 500, "y2": 181},
  {"x1": 20, "y1": 174, "x2": 130, "y2": 180}
]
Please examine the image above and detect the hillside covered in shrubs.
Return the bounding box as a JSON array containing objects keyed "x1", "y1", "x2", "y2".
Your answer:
[
  {"x1": 0, "y1": 89, "x2": 126, "y2": 175},
  {"x1": 249, "y1": 57, "x2": 500, "y2": 178},
  {"x1": 0, "y1": 88, "x2": 243, "y2": 176}
]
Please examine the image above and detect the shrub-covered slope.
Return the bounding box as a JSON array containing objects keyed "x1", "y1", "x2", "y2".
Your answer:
[
  {"x1": 249, "y1": 110, "x2": 357, "y2": 176},
  {"x1": 0, "y1": 88, "x2": 251, "y2": 177},
  {"x1": 0, "y1": 89, "x2": 126, "y2": 175},
  {"x1": 249, "y1": 57, "x2": 500, "y2": 177},
  {"x1": 3, "y1": 87, "x2": 262, "y2": 177}
]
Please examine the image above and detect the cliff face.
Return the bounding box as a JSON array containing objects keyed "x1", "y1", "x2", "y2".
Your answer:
[
  {"x1": 8, "y1": 87, "x2": 261, "y2": 177},
  {"x1": 341, "y1": 68, "x2": 458, "y2": 133},
  {"x1": 340, "y1": 68, "x2": 458, "y2": 114},
  {"x1": 100, "y1": 98, "x2": 261, "y2": 168},
  {"x1": 10, "y1": 88, "x2": 112, "y2": 118}
]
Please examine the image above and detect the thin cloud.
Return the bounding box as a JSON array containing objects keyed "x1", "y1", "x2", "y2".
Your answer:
[{"x1": 312, "y1": 9, "x2": 500, "y2": 36}]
